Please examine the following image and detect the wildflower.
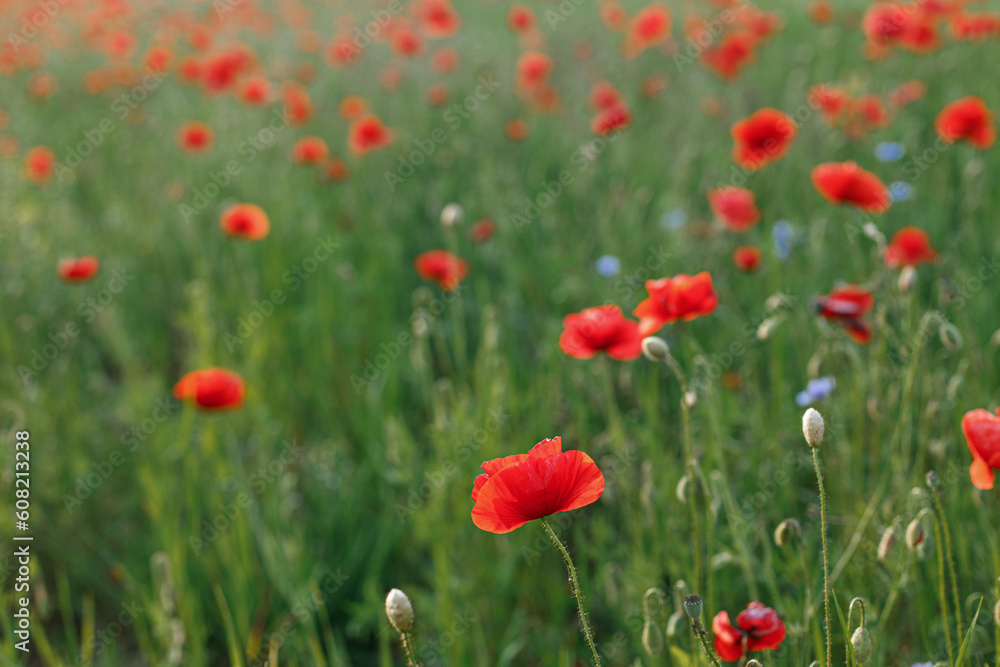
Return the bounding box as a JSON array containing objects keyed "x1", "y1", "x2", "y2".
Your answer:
[
  {"x1": 385, "y1": 589, "x2": 415, "y2": 633},
  {"x1": 173, "y1": 368, "x2": 246, "y2": 411},
  {"x1": 712, "y1": 602, "x2": 786, "y2": 662},
  {"x1": 875, "y1": 142, "x2": 906, "y2": 162},
  {"x1": 730, "y1": 108, "x2": 797, "y2": 170},
  {"x1": 559, "y1": 305, "x2": 642, "y2": 361},
  {"x1": 796, "y1": 377, "x2": 836, "y2": 407},
  {"x1": 960, "y1": 408, "x2": 1000, "y2": 489},
  {"x1": 772, "y1": 220, "x2": 794, "y2": 260},
  {"x1": 709, "y1": 186, "x2": 761, "y2": 232},
  {"x1": 634, "y1": 272, "x2": 718, "y2": 336},
  {"x1": 935, "y1": 96, "x2": 996, "y2": 149},
  {"x1": 348, "y1": 114, "x2": 395, "y2": 156},
  {"x1": 883, "y1": 227, "x2": 937, "y2": 269},
  {"x1": 733, "y1": 245, "x2": 762, "y2": 272},
  {"x1": 470, "y1": 436, "x2": 604, "y2": 533},
  {"x1": 414, "y1": 250, "x2": 468, "y2": 291},
  {"x1": 889, "y1": 182, "x2": 913, "y2": 202},
  {"x1": 57, "y1": 256, "x2": 100, "y2": 282},
  {"x1": 24, "y1": 146, "x2": 56, "y2": 184},
  {"x1": 220, "y1": 204, "x2": 270, "y2": 241},
  {"x1": 811, "y1": 161, "x2": 891, "y2": 214},
  {"x1": 802, "y1": 408, "x2": 825, "y2": 447},
  {"x1": 595, "y1": 255, "x2": 621, "y2": 277},
  {"x1": 812, "y1": 284, "x2": 875, "y2": 344}
]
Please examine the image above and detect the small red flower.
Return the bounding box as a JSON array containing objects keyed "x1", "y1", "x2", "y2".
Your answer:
[
  {"x1": 173, "y1": 368, "x2": 246, "y2": 411},
  {"x1": 220, "y1": 203, "x2": 270, "y2": 241},
  {"x1": 935, "y1": 96, "x2": 996, "y2": 149},
  {"x1": 324, "y1": 158, "x2": 350, "y2": 182},
  {"x1": 348, "y1": 114, "x2": 395, "y2": 156},
  {"x1": 507, "y1": 5, "x2": 535, "y2": 32},
  {"x1": 624, "y1": 3, "x2": 673, "y2": 57},
  {"x1": 590, "y1": 103, "x2": 631, "y2": 136},
  {"x1": 961, "y1": 408, "x2": 1000, "y2": 490},
  {"x1": 24, "y1": 146, "x2": 56, "y2": 184},
  {"x1": 414, "y1": 250, "x2": 468, "y2": 291},
  {"x1": 731, "y1": 108, "x2": 797, "y2": 170},
  {"x1": 516, "y1": 51, "x2": 553, "y2": 92},
  {"x1": 177, "y1": 121, "x2": 214, "y2": 154},
  {"x1": 57, "y1": 256, "x2": 100, "y2": 282},
  {"x1": 471, "y1": 437, "x2": 605, "y2": 534},
  {"x1": 709, "y1": 186, "x2": 761, "y2": 232},
  {"x1": 413, "y1": 0, "x2": 461, "y2": 38},
  {"x1": 468, "y1": 218, "x2": 496, "y2": 243},
  {"x1": 505, "y1": 119, "x2": 529, "y2": 141},
  {"x1": 712, "y1": 602, "x2": 787, "y2": 663},
  {"x1": 813, "y1": 284, "x2": 874, "y2": 344},
  {"x1": 634, "y1": 272, "x2": 718, "y2": 336},
  {"x1": 240, "y1": 76, "x2": 271, "y2": 105},
  {"x1": 883, "y1": 226, "x2": 938, "y2": 269},
  {"x1": 733, "y1": 245, "x2": 762, "y2": 272},
  {"x1": 290, "y1": 136, "x2": 329, "y2": 164},
  {"x1": 559, "y1": 305, "x2": 642, "y2": 361},
  {"x1": 811, "y1": 161, "x2": 891, "y2": 214}
]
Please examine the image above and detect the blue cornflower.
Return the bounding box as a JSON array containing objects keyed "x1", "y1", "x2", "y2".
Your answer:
[
  {"x1": 889, "y1": 181, "x2": 913, "y2": 202},
  {"x1": 875, "y1": 142, "x2": 906, "y2": 162},
  {"x1": 661, "y1": 208, "x2": 687, "y2": 230},
  {"x1": 772, "y1": 220, "x2": 794, "y2": 261},
  {"x1": 796, "y1": 376, "x2": 836, "y2": 407},
  {"x1": 595, "y1": 255, "x2": 621, "y2": 277}
]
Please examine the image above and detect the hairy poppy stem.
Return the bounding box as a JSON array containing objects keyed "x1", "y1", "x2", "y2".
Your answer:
[
  {"x1": 929, "y1": 486, "x2": 963, "y2": 641},
  {"x1": 539, "y1": 518, "x2": 602, "y2": 667},
  {"x1": 661, "y1": 353, "x2": 702, "y2": 596},
  {"x1": 400, "y1": 632, "x2": 422, "y2": 667},
  {"x1": 929, "y1": 510, "x2": 955, "y2": 666},
  {"x1": 811, "y1": 447, "x2": 832, "y2": 667},
  {"x1": 689, "y1": 617, "x2": 723, "y2": 667}
]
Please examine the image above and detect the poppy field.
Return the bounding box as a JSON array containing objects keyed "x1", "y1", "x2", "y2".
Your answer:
[{"x1": 4, "y1": 0, "x2": 1000, "y2": 665}]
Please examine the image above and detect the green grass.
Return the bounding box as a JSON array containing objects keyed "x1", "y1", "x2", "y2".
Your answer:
[{"x1": 2, "y1": 1, "x2": 1000, "y2": 665}]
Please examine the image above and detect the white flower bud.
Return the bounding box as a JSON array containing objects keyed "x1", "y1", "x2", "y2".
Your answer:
[
  {"x1": 641, "y1": 336, "x2": 670, "y2": 362},
  {"x1": 898, "y1": 265, "x2": 917, "y2": 293},
  {"x1": 385, "y1": 588, "x2": 414, "y2": 633},
  {"x1": 802, "y1": 408, "x2": 824, "y2": 447},
  {"x1": 440, "y1": 203, "x2": 464, "y2": 228}
]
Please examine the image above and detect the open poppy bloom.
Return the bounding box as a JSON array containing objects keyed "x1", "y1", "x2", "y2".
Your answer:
[
  {"x1": 733, "y1": 245, "x2": 762, "y2": 272},
  {"x1": 471, "y1": 437, "x2": 605, "y2": 534},
  {"x1": 516, "y1": 51, "x2": 553, "y2": 92},
  {"x1": 220, "y1": 203, "x2": 270, "y2": 240},
  {"x1": 961, "y1": 408, "x2": 1000, "y2": 489},
  {"x1": 811, "y1": 161, "x2": 891, "y2": 214},
  {"x1": 731, "y1": 108, "x2": 796, "y2": 170},
  {"x1": 414, "y1": 250, "x2": 468, "y2": 291},
  {"x1": 57, "y1": 256, "x2": 100, "y2": 282},
  {"x1": 559, "y1": 305, "x2": 642, "y2": 361},
  {"x1": 709, "y1": 186, "x2": 761, "y2": 232},
  {"x1": 24, "y1": 146, "x2": 56, "y2": 184},
  {"x1": 339, "y1": 95, "x2": 368, "y2": 119},
  {"x1": 813, "y1": 284, "x2": 874, "y2": 344},
  {"x1": 324, "y1": 158, "x2": 350, "y2": 182},
  {"x1": 623, "y1": 3, "x2": 672, "y2": 56},
  {"x1": 239, "y1": 75, "x2": 271, "y2": 105},
  {"x1": 634, "y1": 272, "x2": 718, "y2": 336},
  {"x1": 177, "y1": 121, "x2": 214, "y2": 153},
  {"x1": 290, "y1": 136, "x2": 329, "y2": 164},
  {"x1": 348, "y1": 114, "x2": 395, "y2": 156},
  {"x1": 468, "y1": 218, "x2": 496, "y2": 243},
  {"x1": 507, "y1": 5, "x2": 535, "y2": 32},
  {"x1": 591, "y1": 104, "x2": 631, "y2": 136},
  {"x1": 934, "y1": 96, "x2": 996, "y2": 149},
  {"x1": 413, "y1": 0, "x2": 461, "y2": 38},
  {"x1": 713, "y1": 602, "x2": 786, "y2": 662},
  {"x1": 173, "y1": 368, "x2": 246, "y2": 411},
  {"x1": 883, "y1": 226, "x2": 938, "y2": 268}
]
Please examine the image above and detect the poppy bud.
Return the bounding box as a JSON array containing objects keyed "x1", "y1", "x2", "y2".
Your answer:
[
  {"x1": 440, "y1": 203, "x2": 464, "y2": 227},
  {"x1": 642, "y1": 588, "x2": 666, "y2": 656},
  {"x1": 385, "y1": 588, "x2": 415, "y2": 633},
  {"x1": 905, "y1": 519, "x2": 924, "y2": 550},
  {"x1": 938, "y1": 321, "x2": 963, "y2": 351},
  {"x1": 676, "y1": 475, "x2": 690, "y2": 503},
  {"x1": 642, "y1": 617, "x2": 664, "y2": 656},
  {"x1": 802, "y1": 408, "x2": 825, "y2": 447},
  {"x1": 898, "y1": 265, "x2": 917, "y2": 293},
  {"x1": 994, "y1": 598, "x2": 1000, "y2": 627},
  {"x1": 756, "y1": 316, "x2": 782, "y2": 340},
  {"x1": 925, "y1": 470, "x2": 939, "y2": 490},
  {"x1": 877, "y1": 527, "x2": 896, "y2": 561},
  {"x1": 851, "y1": 626, "x2": 872, "y2": 663},
  {"x1": 774, "y1": 518, "x2": 801, "y2": 546},
  {"x1": 684, "y1": 390, "x2": 698, "y2": 408},
  {"x1": 682, "y1": 594, "x2": 703, "y2": 619},
  {"x1": 666, "y1": 610, "x2": 684, "y2": 636},
  {"x1": 746, "y1": 661, "x2": 763, "y2": 667},
  {"x1": 641, "y1": 336, "x2": 670, "y2": 362}
]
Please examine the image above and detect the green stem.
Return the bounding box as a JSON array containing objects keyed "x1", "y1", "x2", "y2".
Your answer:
[
  {"x1": 540, "y1": 518, "x2": 602, "y2": 667},
  {"x1": 812, "y1": 447, "x2": 832, "y2": 667},
  {"x1": 691, "y1": 618, "x2": 724, "y2": 667},
  {"x1": 930, "y1": 487, "x2": 963, "y2": 642},
  {"x1": 930, "y1": 511, "x2": 955, "y2": 666},
  {"x1": 663, "y1": 354, "x2": 702, "y2": 596},
  {"x1": 400, "y1": 632, "x2": 422, "y2": 667}
]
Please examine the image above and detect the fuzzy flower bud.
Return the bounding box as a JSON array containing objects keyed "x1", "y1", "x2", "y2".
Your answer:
[
  {"x1": 802, "y1": 408, "x2": 825, "y2": 447},
  {"x1": 676, "y1": 475, "x2": 690, "y2": 503},
  {"x1": 925, "y1": 470, "x2": 940, "y2": 490},
  {"x1": 641, "y1": 336, "x2": 670, "y2": 362},
  {"x1": 905, "y1": 519, "x2": 924, "y2": 551},
  {"x1": 385, "y1": 588, "x2": 414, "y2": 633},
  {"x1": 851, "y1": 626, "x2": 872, "y2": 663},
  {"x1": 938, "y1": 321, "x2": 963, "y2": 351},
  {"x1": 993, "y1": 598, "x2": 1000, "y2": 627},
  {"x1": 774, "y1": 518, "x2": 801, "y2": 547},
  {"x1": 440, "y1": 203, "x2": 463, "y2": 228},
  {"x1": 877, "y1": 527, "x2": 896, "y2": 561},
  {"x1": 898, "y1": 265, "x2": 917, "y2": 293},
  {"x1": 682, "y1": 594, "x2": 703, "y2": 619}
]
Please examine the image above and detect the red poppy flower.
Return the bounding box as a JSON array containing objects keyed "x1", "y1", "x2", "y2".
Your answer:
[
  {"x1": 413, "y1": 0, "x2": 461, "y2": 38},
  {"x1": 339, "y1": 95, "x2": 367, "y2": 119},
  {"x1": 591, "y1": 104, "x2": 631, "y2": 136},
  {"x1": 731, "y1": 108, "x2": 796, "y2": 170},
  {"x1": 57, "y1": 256, "x2": 100, "y2": 282},
  {"x1": 807, "y1": 1, "x2": 834, "y2": 24},
  {"x1": 414, "y1": 250, "x2": 468, "y2": 291},
  {"x1": 624, "y1": 3, "x2": 672, "y2": 57},
  {"x1": 324, "y1": 158, "x2": 350, "y2": 182},
  {"x1": 733, "y1": 245, "x2": 762, "y2": 272},
  {"x1": 220, "y1": 203, "x2": 270, "y2": 241},
  {"x1": 883, "y1": 227, "x2": 938, "y2": 269},
  {"x1": 589, "y1": 82, "x2": 622, "y2": 111},
  {"x1": 950, "y1": 12, "x2": 1000, "y2": 42},
  {"x1": 348, "y1": 114, "x2": 395, "y2": 156},
  {"x1": 283, "y1": 82, "x2": 313, "y2": 126},
  {"x1": 173, "y1": 368, "x2": 246, "y2": 411},
  {"x1": 240, "y1": 76, "x2": 271, "y2": 105},
  {"x1": 862, "y1": 3, "x2": 910, "y2": 46},
  {"x1": 471, "y1": 437, "x2": 605, "y2": 534},
  {"x1": 177, "y1": 121, "x2": 214, "y2": 154},
  {"x1": 508, "y1": 5, "x2": 535, "y2": 32},
  {"x1": 391, "y1": 27, "x2": 425, "y2": 57},
  {"x1": 24, "y1": 146, "x2": 56, "y2": 184},
  {"x1": 468, "y1": 218, "x2": 496, "y2": 243},
  {"x1": 811, "y1": 162, "x2": 891, "y2": 214},
  {"x1": 516, "y1": 51, "x2": 553, "y2": 92},
  {"x1": 961, "y1": 408, "x2": 1000, "y2": 489},
  {"x1": 145, "y1": 46, "x2": 173, "y2": 72},
  {"x1": 813, "y1": 284, "x2": 874, "y2": 344},
  {"x1": 634, "y1": 272, "x2": 718, "y2": 336},
  {"x1": 809, "y1": 83, "x2": 850, "y2": 124},
  {"x1": 708, "y1": 186, "x2": 761, "y2": 232},
  {"x1": 291, "y1": 136, "x2": 329, "y2": 164},
  {"x1": 505, "y1": 119, "x2": 529, "y2": 141},
  {"x1": 935, "y1": 96, "x2": 996, "y2": 149},
  {"x1": 701, "y1": 31, "x2": 757, "y2": 81},
  {"x1": 888, "y1": 80, "x2": 926, "y2": 109},
  {"x1": 559, "y1": 305, "x2": 642, "y2": 361},
  {"x1": 426, "y1": 84, "x2": 449, "y2": 107},
  {"x1": 430, "y1": 47, "x2": 460, "y2": 72},
  {"x1": 713, "y1": 602, "x2": 787, "y2": 662}
]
